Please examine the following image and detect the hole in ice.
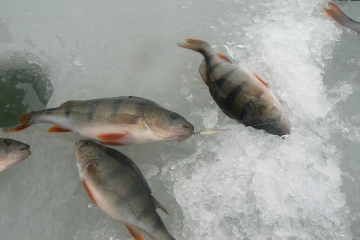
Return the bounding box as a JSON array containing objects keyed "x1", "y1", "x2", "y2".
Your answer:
[{"x1": 0, "y1": 52, "x2": 53, "y2": 129}]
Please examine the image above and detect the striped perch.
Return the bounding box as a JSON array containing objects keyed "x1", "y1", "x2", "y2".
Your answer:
[
  {"x1": 324, "y1": 2, "x2": 360, "y2": 34},
  {"x1": 178, "y1": 38, "x2": 290, "y2": 137},
  {"x1": 75, "y1": 140, "x2": 175, "y2": 240},
  {"x1": 4, "y1": 96, "x2": 194, "y2": 146}
]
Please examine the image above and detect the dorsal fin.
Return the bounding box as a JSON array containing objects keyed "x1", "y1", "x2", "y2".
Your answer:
[
  {"x1": 253, "y1": 73, "x2": 270, "y2": 88},
  {"x1": 217, "y1": 53, "x2": 232, "y2": 63},
  {"x1": 152, "y1": 196, "x2": 168, "y2": 214},
  {"x1": 59, "y1": 100, "x2": 80, "y2": 107}
]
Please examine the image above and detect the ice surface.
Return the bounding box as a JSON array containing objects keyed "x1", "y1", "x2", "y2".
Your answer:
[{"x1": 0, "y1": 0, "x2": 359, "y2": 239}]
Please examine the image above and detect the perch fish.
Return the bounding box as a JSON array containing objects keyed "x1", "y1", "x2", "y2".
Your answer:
[
  {"x1": 75, "y1": 140, "x2": 175, "y2": 240},
  {"x1": 178, "y1": 38, "x2": 290, "y2": 136},
  {"x1": 5, "y1": 96, "x2": 194, "y2": 146}
]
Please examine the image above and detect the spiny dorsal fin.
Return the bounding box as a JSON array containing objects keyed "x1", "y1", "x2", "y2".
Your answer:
[
  {"x1": 152, "y1": 196, "x2": 168, "y2": 214},
  {"x1": 217, "y1": 53, "x2": 232, "y2": 63},
  {"x1": 253, "y1": 73, "x2": 270, "y2": 88},
  {"x1": 59, "y1": 100, "x2": 80, "y2": 107}
]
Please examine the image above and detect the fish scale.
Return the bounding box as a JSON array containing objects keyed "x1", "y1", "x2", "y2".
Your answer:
[{"x1": 75, "y1": 140, "x2": 175, "y2": 240}]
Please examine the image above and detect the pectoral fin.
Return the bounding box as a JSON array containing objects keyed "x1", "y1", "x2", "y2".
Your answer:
[
  {"x1": 107, "y1": 114, "x2": 141, "y2": 124},
  {"x1": 217, "y1": 53, "x2": 232, "y2": 63},
  {"x1": 125, "y1": 224, "x2": 145, "y2": 240}
]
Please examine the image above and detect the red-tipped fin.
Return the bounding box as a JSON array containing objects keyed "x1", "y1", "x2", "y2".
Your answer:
[
  {"x1": 253, "y1": 73, "x2": 270, "y2": 88},
  {"x1": 125, "y1": 224, "x2": 145, "y2": 240},
  {"x1": 48, "y1": 126, "x2": 72, "y2": 133},
  {"x1": 82, "y1": 180, "x2": 98, "y2": 205},
  {"x1": 152, "y1": 196, "x2": 168, "y2": 214},
  {"x1": 217, "y1": 53, "x2": 232, "y2": 63},
  {"x1": 3, "y1": 112, "x2": 34, "y2": 132}
]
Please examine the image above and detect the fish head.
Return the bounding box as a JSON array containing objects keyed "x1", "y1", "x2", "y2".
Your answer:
[
  {"x1": 0, "y1": 138, "x2": 31, "y2": 171},
  {"x1": 259, "y1": 105, "x2": 291, "y2": 137},
  {"x1": 75, "y1": 140, "x2": 104, "y2": 164},
  {"x1": 142, "y1": 107, "x2": 194, "y2": 141}
]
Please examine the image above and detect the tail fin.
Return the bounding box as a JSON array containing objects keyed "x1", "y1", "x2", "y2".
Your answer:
[
  {"x1": 177, "y1": 38, "x2": 213, "y2": 56},
  {"x1": 3, "y1": 112, "x2": 34, "y2": 132},
  {"x1": 324, "y1": 2, "x2": 360, "y2": 34}
]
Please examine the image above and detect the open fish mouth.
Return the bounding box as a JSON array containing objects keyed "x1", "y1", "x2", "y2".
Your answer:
[{"x1": 177, "y1": 124, "x2": 194, "y2": 139}]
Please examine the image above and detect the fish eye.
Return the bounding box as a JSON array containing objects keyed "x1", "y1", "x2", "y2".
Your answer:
[
  {"x1": 3, "y1": 139, "x2": 13, "y2": 146},
  {"x1": 170, "y1": 113, "x2": 180, "y2": 120}
]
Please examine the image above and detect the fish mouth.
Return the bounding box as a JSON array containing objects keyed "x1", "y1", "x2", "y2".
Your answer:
[
  {"x1": 12, "y1": 145, "x2": 31, "y2": 161},
  {"x1": 177, "y1": 124, "x2": 194, "y2": 140},
  {"x1": 19, "y1": 145, "x2": 30, "y2": 152}
]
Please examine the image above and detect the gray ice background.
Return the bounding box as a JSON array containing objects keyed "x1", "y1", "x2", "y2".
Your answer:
[{"x1": 0, "y1": 0, "x2": 359, "y2": 239}]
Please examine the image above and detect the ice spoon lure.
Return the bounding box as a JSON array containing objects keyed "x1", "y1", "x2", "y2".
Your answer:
[{"x1": 193, "y1": 128, "x2": 229, "y2": 136}]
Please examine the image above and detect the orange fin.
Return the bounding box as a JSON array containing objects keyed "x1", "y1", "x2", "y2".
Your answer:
[
  {"x1": 48, "y1": 126, "x2": 72, "y2": 133},
  {"x1": 324, "y1": 2, "x2": 360, "y2": 32},
  {"x1": 253, "y1": 73, "x2": 270, "y2": 88},
  {"x1": 107, "y1": 114, "x2": 141, "y2": 125},
  {"x1": 125, "y1": 224, "x2": 145, "y2": 240},
  {"x1": 59, "y1": 100, "x2": 80, "y2": 107},
  {"x1": 82, "y1": 180, "x2": 98, "y2": 205},
  {"x1": 3, "y1": 112, "x2": 34, "y2": 132},
  {"x1": 98, "y1": 133, "x2": 128, "y2": 141},
  {"x1": 217, "y1": 53, "x2": 232, "y2": 63}
]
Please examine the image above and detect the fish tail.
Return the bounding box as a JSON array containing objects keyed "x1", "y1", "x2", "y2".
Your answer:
[
  {"x1": 324, "y1": 2, "x2": 360, "y2": 33},
  {"x1": 3, "y1": 112, "x2": 35, "y2": 132},
  {"x1": 177, "y1": 38, "x2": 213, "y2": 57}
]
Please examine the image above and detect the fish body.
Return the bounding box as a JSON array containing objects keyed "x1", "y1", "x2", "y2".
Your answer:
[
  {"x1": 5, "y1": 96, "x2": 194, "y2": 146},
  {"x1": 178, "y1": 38, "x2": 290, "y2": 136},
  {"x1": 324, "y1": 2, "x2": 360, "y2": 34},
  {"x1": 0, "y1": 138, "x2": 30, "y2": 172},
  {"x1": 75, "y1": 140, "x2": 175, "y2": 240}
]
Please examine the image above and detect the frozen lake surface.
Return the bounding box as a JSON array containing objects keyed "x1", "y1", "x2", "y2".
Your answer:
[{"x1": 0, "y1": 0, "x2": 360, "y2": 239}]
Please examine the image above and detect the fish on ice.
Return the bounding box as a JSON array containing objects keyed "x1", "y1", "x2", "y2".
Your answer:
[
  {"x1": 0, "y1": 138, "x2": 30, "y2": 172},
  {"x1": 324, "y1": 2, "x2": 360, "y2": 34},
  {"x1": 75, "y1": 140, "x2": 175, "y2": 240},
  {"x1": 4, "y1": 96, "x2": 194, "y2": 146},
  {"x1": 177, "y1": 38, "x2": 290, "y2": 136}
]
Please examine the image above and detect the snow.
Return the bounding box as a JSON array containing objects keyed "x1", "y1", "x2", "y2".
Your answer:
[{"x1": 0, "y1": 0, "x2": 359, "y2": 239}]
